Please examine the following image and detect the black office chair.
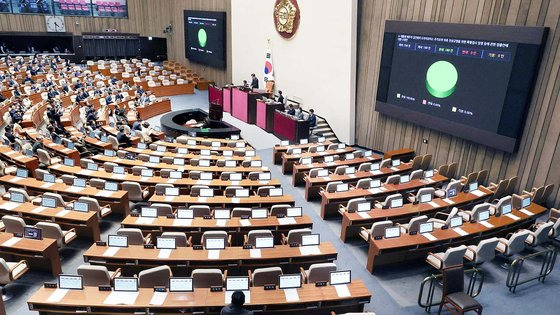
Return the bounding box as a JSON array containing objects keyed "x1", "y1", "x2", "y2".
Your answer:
[{"x1": 438, "y1": 265, "x2": 483, "y2": 315}]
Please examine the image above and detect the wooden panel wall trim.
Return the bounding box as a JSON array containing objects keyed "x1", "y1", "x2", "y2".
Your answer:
[{"x1": 356, "y1": 0, "x2": 560, "y2": 208}]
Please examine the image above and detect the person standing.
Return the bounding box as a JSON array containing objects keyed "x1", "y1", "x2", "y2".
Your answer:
[{"x1": 250, "y1": 73, "x2": 259, "y2": 89}]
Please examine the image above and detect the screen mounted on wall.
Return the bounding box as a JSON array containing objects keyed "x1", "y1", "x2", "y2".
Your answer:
[
  {"x1": 376, "y1": 21, "x2": 548, "y2": 152},
  {"x1": 184, "y1": 10, "x2": 226, "y2": 68}
]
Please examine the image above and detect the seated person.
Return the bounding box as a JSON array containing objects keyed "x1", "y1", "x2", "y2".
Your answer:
[
  {"x1": 116, "y1": 126, "x2": 133, "y2": 148},
  {"x1": 307, "y1": 109, "x2": 317, "y2": 128},
  {"x1": 220, "y1": 291, "x2": 253, "y2": 315},
  {"x1": 286, "y1": 104, "x2": 296, "y2": 116}
]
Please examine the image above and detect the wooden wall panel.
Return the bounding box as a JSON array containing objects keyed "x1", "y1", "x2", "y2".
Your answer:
[{"x1": 356, "y1": 0, "x2": 560, "y2": 208}]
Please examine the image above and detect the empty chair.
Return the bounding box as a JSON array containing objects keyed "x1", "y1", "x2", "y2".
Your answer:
[
  {"x1": 190, "y1": 185, "x2": 209, "y2": 197},
  {"x1": 541, "y1": 184, "x2": 555, "y2": 205},
  {"x1": 131, "y1": 166, "x2": 148, "y2": 176},
  {"x1": 374, "y1": 193, "x2": 402, "y2": 209},
  {"x1": 80, "y1": 158, "x2": 95, "y2": 169},
  {"x1": 137, "y1": 154, "x2": 150, "y2": 162},
  {"x1": 221, "y1": 172, "x2": 235, "y2": 180},
  {"x1": 189, "y1": 171, "x2": 201, "y2": 180},
  {"x1": 410, "y1": 169, "x2": 424, "y2": 180},
  {"x1": 89, "y1": 178, "x2": 106, "y2": 189},
  {"x1": 187, "y1": 205, "x2": 211, "y2": 217},
  {"x1": 159, "y1": 169, "x2": 174, "y2": 178},
  {"x1": 420, "y1": 154, "x2": 432, "y2": 170},
  {"x1": 437, "y1": 164, "x2": 449, "y2": 178},
  {"x1": 459, "y1": 203, "x2": 491, "y2": 222},
  {"x1": 77, "y1": 197, "x2": 112, "y2": 218},
  {"x1": 282, "y1": 228, "x2": 312, "y2": 245},
  {"x1": 138, "y1": 265, "x2": 172, "y2": 288},
  {"x1": 245, "y1": 230, "x2": 274, "y2": 247},
  {"x1": 491, "y1": 196, "x2": 512, "y2": 216},
  {"x1": 385, "y1": 175, "x2": 400, "y2": 185},
  {"x1": 191, "y1": 269, "x2": 225, "y2": 288},
  {"x1": 410, "y1": 155, "x2": 423, "y2": 171},
  {"x1": 250, "y1": 267, "x2": 282, "y2": 286},
  {"x1": 155, "y1": 184, "x2": 174, "y2": 195},
  {"x1": 334, "y1": 166, "x2": 348, "y2": 175},
  {"x1": 116, "y1": 228, "x2": 151, "y2": 245},
  {"x1": 447, "y1": 162, "x2": 458, "y2": 179},
  {"x1": 117, "y1": 150, "x2": 127, "y2": 158},
  {"x1": 201, "y1": 231, "x2": 230, "y2": 247},
  {"x1": 231, "y1": 207, "x2": 252, "y2": 217},
  {"x1": 61, "y1": 174, "x2": 76, "y2": 185},
  {"x1": 380, "y1": 159, "x2": 391, "y2": 169},
  {"x1": 489, "y1": 179, "x2": 508, "y2": 199},
  {"x1": 77, "y1": 264, "x2": 120, "y2": 286},
  {"x1": 122, "y1": 182, "x2": 150, "y2": 202},
  {"x1": 36, "y1": 192, "x2": 67, "y2": 208},
  {"x1": 428, "y1": 207, "x2": 460, "y2": 229},
  {"x1": 358, "y1": 162, "x2": 371, "y2": 172},
  {"x1": 464, "y1": 237, "x2": 499, "y2": 266},
  {"x1": 108, "y1": 136, "x2": 119, "y2": 150},
  {"x1": 524, "y1": 222, "x2": 554, "y2": 247},
  {"x1": 426, "y1": 245, "x2": 468, "y2": 270},
  {"x1": 301, "y1": 262, "x2": 336, "y2": 283},
  {"x1": 495, "y1": 230, "x2": 530, "y2": 262},
  {"x1": 398, "y1": 215, "x2": 428, "y2": 234},
  {"x1": 437, "y1": 265, "x2": 483, "y2": 315},
  {"x1": 35, "y1": 169, "x2": 50, "y2": 181},
  {"x1": 348, "y1": 174, "x2": 370, "y2": 187},
  {"x1": 162, "y1": 156, "x2": 173, "y2": 164},
  {"x1": 2, "y1": 216, "x2": 26, "y2": 234},
  {"x1": 324, "y1": 181, "x2": 344, "y2": 193},
  {"x1": 150, "y1": 203, "x2": 173, "y2": 216},
  {"x1": 4, "y1": 188, "x2": 32, "y2": 202},
  {"x1": 408, "y1": 187, "x2": 435, "y2": 204},
  {"x1": 36, "y1": 149, "x2": 61, "y2": 166},
  {"x1": 270, "y1": 204, "x2": 291, "y2": 216},
  {"x1": 161, "y1": 232, "x2": 189, "y2": 247},
  {"x1": 503, "y1": 176, "x2": 518, "y2": 197},
  {"x1": 476, "y1": 169, "x2": 488, "y2": 186},
  {"x1": 247, "y1": 172, "x2": 260, "y2": 180},
  {"x1": 256, "y1": 186, "x2": 275, "y2": 197},
  {"x1": 103, "y1": 162, "x2": 118, "y2": 173},
  {"x1": 0, "y1": 258, "x2": 29, "y2": 301},
  {"x1": 461, "y1": 171, "x2": 478, "y2": 185},
  {"x1": 435, "y1": 180, "x2": 463, "y2": 198},
  {"x1": 35, "y1": 222, "x2": 77, "y2": 247},
  {"x1": 340, "y1": 197, "x2": 369, "y2": 213}
]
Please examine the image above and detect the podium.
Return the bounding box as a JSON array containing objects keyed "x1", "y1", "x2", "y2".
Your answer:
[
  {"x1": 223, "y1": 86, "x2": 233, "y2": 113},
  {"x1": 273, "y1": 110, "x2": 309, "y2": 142},
  {"x1": 256, "y1": 99, "x2": 284, "y2": 132},
  {"x1": 232, "y1": 87, "x2": 269, "y2": 124}
]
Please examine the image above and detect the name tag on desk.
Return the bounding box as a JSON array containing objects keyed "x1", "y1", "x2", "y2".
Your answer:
[
  {"x1": 422, "y1": 233, "x2": 437, "y2": 241},
  {"x1": 173, "y1": 219, "x2": 192, "y2": 226},
  {"x1": 299, "y1": 245, "x2": 321, "y2": 256},
  {"x1": 208, "y1": 250, "x2": 220, "y2": 259},
  {"x1": 1, "y1": 237, "x2": 21, "y2": 247},
  {"x1": 520, "y1": 209, "x2": 534, "y2": 216},
  {"x1": 32, "y1": 206, "x2": 47, "y2": 213},
  {"x1": 56, "y1": 210, "x2": 70, "y2": 217},
  {"x1": 335, "y1": 284, "x2": 351, "y2": 298},
  {"x1": 41, "y1": 183, "x2": 55, "y2": 189},
  {"x1": 357, "y1": 212, "x2": 370, "y2": 219},
  {"x1": 250, "y1": 249, "x2": 261, "y2": 258}
]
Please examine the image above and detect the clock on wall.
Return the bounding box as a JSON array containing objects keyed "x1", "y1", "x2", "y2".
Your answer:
[
  {"x1": 273, "y1": 0, "x2": 300, "y2": 39},
  {"x1": 45, "y1": 15, "x2": 66, "y2": 33}
]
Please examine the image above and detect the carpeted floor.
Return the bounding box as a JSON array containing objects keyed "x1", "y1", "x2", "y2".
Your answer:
[{"x1": 6, "y1": 90, "x2": 560, "y2": 314}]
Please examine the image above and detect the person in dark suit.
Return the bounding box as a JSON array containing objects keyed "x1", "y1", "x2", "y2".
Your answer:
[
  {"x1": 250, "y1": 73, "x2": 259, "y2": 89},
  {"x1": 220, "y1": 291, "x2": 253, "y2": 315},
  {"x1": 287, "y1": 104, "x2": 295, "y2": 116},
  {"x1": 276, "y1": 90, "x2": 284, "y2": 104},
  {"x1": 307, "y1": 108, "x2": 317, "y2": 128}
]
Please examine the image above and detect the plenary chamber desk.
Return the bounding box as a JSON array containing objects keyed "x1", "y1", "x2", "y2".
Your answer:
[
  {"x1": 231, "y1": 87, "x2": 269, "y2": 124},
  {"x1": 256, "y1": 99, "x2": 284, "y2": 132},
  {"x1": 273, "y1": 111, "x2": 309, "y2": 143},
  {"x1": 28, "y1": 282, "x2": 372, "y2": 314}
]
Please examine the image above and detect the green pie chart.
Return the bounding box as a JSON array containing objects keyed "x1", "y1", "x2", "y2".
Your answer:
[
  {"x1": 198, "y1": 28, "x2": 207, "y2": 48},
  {"x1": 425, "y1": 61, "x2": 458, "y2": 98}
]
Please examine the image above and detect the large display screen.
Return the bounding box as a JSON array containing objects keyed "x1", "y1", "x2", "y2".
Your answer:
[
  {"x1": 376, "y1": 21, "x2": 548, "y2": 152},
  {"x1": 0, "y1": 0, "x2": 128, "y2": 18},
  {"x1": 184, "y1": 10, "x2": 226, "y2": 68}
]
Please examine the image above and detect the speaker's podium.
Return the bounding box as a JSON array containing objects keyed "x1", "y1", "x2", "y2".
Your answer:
[
  {"x1": 209, "y1": 102, "x2": 223, "y2": 121},
  {"x1": 232, "y1": 87, "x2": 270, "y2": 124}
]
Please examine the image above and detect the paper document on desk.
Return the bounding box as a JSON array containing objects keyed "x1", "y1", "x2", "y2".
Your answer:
[
  {"x1": 149, "y1": 291, "x2": 167, "y2": 305},
  {"x1": 428, "y1": 201, "x2": 440, "y2": 208},
  {"x1": 32, "y1": 206, "x2": 47, "y2": 213},
  {"x1": 216, "y1": 219, "x2": 227, "y2": 227},
  {"x1": 230, "y1": 181, "x2": 240, "y2": 185},
  {"x1": 470, "y1": 189, "x2": 485, "y2": 197},
  {"x1": 67, "y1": 186, "x2": 84, "y2": 193},
  {"x1": 231, "y1": 198, "x2": 240, "y2": 204},
  {"x1": 479, "y1": 221, "x2": 494, "y2": 228},
  {"x1": 422, "y1": 233, "x2": 437, "y2": 241},
  {"x1": 368, "y1": 188, "x2": 382, "y2": 194},
  {"x1": 335, "y1": 284, "x2": 351, "y2": 298},
  {"x1": 1, "y1": 202, "x2": 20, "y2": 211},
  {"x1": 8, "y1": 177, "x2": 23, "y2": 183},
  {"x1": 47, "y1": 288, "x2": 69, "y2": 303},
  {"x1": 325, "y1": 162, "x2": 336, "y2": 167},
  {"x1": 1, "y1": 237, "x2": 21, "y2": 247},
  {"x1": 258, "y1": 180, "x2": 269, "y2": 185},
  {"x1": 102, "y1": 247, "x2": 120, "y2": 257},
  {"x1": 320, "y1": 176, "x2": 331, "y2": 181},
  {"x1": 520, "y1": 209, "x2": 534, "y2": 216},
  {"x1": 284, "y1": 288, "x2": 299, "y2": 302},
  {"x1": 348, "y1": 174, "x2": 356, "y2": 179},
  {"x1": 56, "y1": 210, "x2": 70, "y2": 217},
  {"x1": 299, "y1": 245, "x2": 321, "y2": 256},
  {"x1": 239, "y1": 219, "x2": 251, "y2": 227},
  {"x1": 95, "y1": 191, "x2": 113, "y2": 197},
  {"x1": 158, "y1": 249, "x2": 172, "y2": 259},
  {"x1": 357, "y1": 212, "x2": 370, "y2": 219},
  {"x1": 196, "y1": 180, "x2": 211, "y2": 186},
  {"x1": 167, "y1": 179, "x2": 177, "y2": 184},
  {"x1": 112, "y1": 174, "x2": 126, "y2": 180},
  {"x1": 250, "y1": 249, "x2": 261, "y2": 258},
  {"x1": 135, "y1": 217, "x2": 155, "y2": 225},
  {"x1": 103, "y1": 291, "x2": 139, "y2": 305},
  {"x1": 173, "y1": 219, "x2": 192, "y2": 226},
  {"x1": 164, "y1": 196, "x2": 174, "y2": 202},
  {"x1": 197, "y1": 197, "x2": 207, "y2": 203},
  {"x1": 390, "y1": 167, "x2": 399, "y2": 171},
  {"x1": 506, "y1": 213, "x2": 521, "y2": 221},
  {"x1": 370, "y1": 170, "x2": 382, "y2": 176},
  {"x1": 208, "y1": 250, "x2": 220, "y2": 259},
  {"x1": 226, "y1": 290, "x2": 250, "y2": 304},
  {"x1": 78, "y1": 170, "x2": 93, "y2": 176},
  {"x1": 453, "y1": 228, "x2": 468, "y2": 236},
  {"x1": 278, "y1": 217, "x2": 296, "y2": 225},
  {"x1": 442, "y1": 198, "x2": 455, "y2": 205},
  {"x1": 40, "y1": 183, "x2": 55, "y2": 189}
]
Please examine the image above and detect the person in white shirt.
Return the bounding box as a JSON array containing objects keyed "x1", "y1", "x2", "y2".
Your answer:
[{"x1": 140, "y1": 122, "x2": 154, "y2": 143}]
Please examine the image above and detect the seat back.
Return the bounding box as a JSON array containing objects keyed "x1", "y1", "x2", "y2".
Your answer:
[
  {"x1": 476, "y1": 169, "x2": 488, "y2": 186},
  {"x1": 36, "y1": 149, "x2": 52, "y2": 165},
  {"x1": 246, "y1": 230, "x2": 273, "y2": 246},
  {"x1": 131, "y1": 166, "x2": 147, "y2": 176},
  {"x1": 356, "y1": 178, "x2": 372, "y2": 189},
  {"x1": 447, "y1": 162, "x2": 458, "y2": 179},
  {"x1": 201, "y1": 231, "x2": 228, "y2": 247},
  {"x1": 384, "y1": 193, "x2": 402, "y2": 208},
  {"x1": 270, "y1": 204, "x2": 290, "y2": 216},
  {"x1": 438, "y1": 164, "x2": 449, "y2": 177},
  {"x1": 445, "y1": 180, "x2": 463, "y2": 196},
  {"x1": 256, "y1": 186, "x2": 275, "y2": 197},
  {"x1": 308, "y1": 168, "x2": 323, "y2": 178},
  {"x1": 410, "y1": 156, "x2": 422, "y2": 171},
  {"x1": 116, "y1": 228, "x2": 145, "y2": 245},
  {"x1": 474, "y1": 237, "x2": 499, "y2": 264},
  {"x1": 122, "y1": 181, "x2": 144, "y2": 201},
  {"x1": 43, "y1": 192, "x2": 66, "y2": 207},
  {"x1": 495, "y1": 196, "x2": 512, "y2": 216},
  {"x1": 190, "y1": 185, "x2": 209, "y2": 197},
  {"x1": 492, "y1": 180, "x2": 508, "y2": 199},
  {"x1": 471, "y1": 203, "x2": 491, "y2": 221},
  {"x1": 90, "y1": 178, "x2": 106, "y2": 189},
  {"x1": 151, "y1": 203, "x2": 173, "y2": 216},
  {"x1": 108, "y1": 135, "x2": 119, "y2": 150},
  {"x1": 2, "y1": 215, "x2": 26, "y2": 234},
  {"x1": 224, "y1": 185, "x2": 243, "y2": 197},
  {"x1": 307, "y1": 262, "x2": 336, "y2": 283},
  {"x1": 77, "y1": 265, "x2": 111, "y2": 286},
  {"x1": 325, "y1": 181, "x2": 343, "y2": 193},
  {"x1": 35, "y1": 222, "x2": 64, "y2": 247},
  {"x1": 35, "y1": 169, "x2": 50, "y2": 181},
  {"x1": 416, "y1": 188, "x2": 435, "y2": 202},
  {"x1": 407, "y1": 215, "x2": 428, "y2": 233},
  {"x1": 370, "y1": 220, "x2": 393, "y2": 237},
  {"x1": 380, "y1": 159, "x2": 391, "y2": 169},
  {"x1": 420, "y1": 154, "x2": 432, "y2": 170},
  {"x1": 155, "y1": 184, "x2": 174, "y2": 195},
  {"x1": 252, "y1": 267, "x2": 282, "y2": 286},
  {"x1": 385, "y1": 175, "x2": 400, "y2": 185},
  {"x1": 532, "y1": 222, "x2": 554, "y2": 246},
  {"x1": 442, "y1": 245, "x2": 467, "y2": 268},
  {"x1": 8, "y1": 188, "x2": 31, "y2": 201},
  {"x1": 77, "y1": 197, "x2": 100, "y2": 212},
  {"x1": 61, "y1": 174, "x2": 76, "y2": 185},
  {"x1": 334, "y1": 166, "x2": 347, "y2": 175},
  {"x1": 346, "y1": 198, "x2": 368, "y2": 212},
  {"x1": 286, "y1": 228, "x2": 312, "y2": 244},
  {"x1": 161, "y1": 232, "x2": 189, "y2": 247},
  {"x1": 188, "y1": 205, "x2": 211, "y2": 217},
  {"x1": 444, "y1": 207, "x2": 460, "y2": 225},
  {"x1": 192, "y1": 269, "x2": 223, "y2": 288},
  {"x1": 410, "y1": 169, "x2": 423, "y2": 180},
  {"x1": 542, "y1": 184, "x2": 555, "y2": 205},
  {"x1": 505, "y1": 231, "x2": 530, "y2": 255},
  {"x1": 441, "y1": 265, "x2": 465, "y2": 296},
  {"x1": 138, "y1": 265, "x2": 172, "y2": 288},
  {"x1": 504, "y1": 176, "x2": 518, "y2": 196},
  {"x1": 231, "y1": 207, "x2": 252, "y2": 217}
]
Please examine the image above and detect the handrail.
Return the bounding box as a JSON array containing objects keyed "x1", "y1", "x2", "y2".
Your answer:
[{"x1": 506, "y1": 245, "x2": 557, "y2": 293}]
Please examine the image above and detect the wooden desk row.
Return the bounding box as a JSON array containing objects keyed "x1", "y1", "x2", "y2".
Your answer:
[
  {"x1": 84, "y1": 243, "x2": 337, "y2": 275},
  {"x1": 273, "y1": 140, "x2": 334, "y2": 165},
  {"x1": 282, "y1": 147, "x2": 356, "y2": 174},
  {"x1": 0, "y1": 145, "x2": 39, "y2": 176},
  {"x1": 121, "y1": 215, "x2": 313, "y2": 246},
  {"x1": 0, "y1": 200, "x2": 101, "y2": 241},
  {"x1": 304, "y1": 163, "x2": 413, "y2": 201},
  {"x1": 123, "y1": 147, "x2": 260, "y2": 162},
  {"x1": 365, "y1": 203, "x2": 547, "y2": 272},
  {"x1": 149, "y1": 195, "x2": 295, "y2": 209},
  {"x1": 0, "y1": 175, "x2": 130, "y2": 217},
  {"x1": 292, "y1": 154, "x2": 384, "y2": 187},
  {"x1": 320, "y1": 174, "x2": 448, "y2": 219},
  {"x1": 28, "y1": 281, "x2": 371, "y2": 314},
  {"x1": 0, "y1": 232, "x2": 61, "y2": 276},
  {"x1": 47, "y1": 164, "x2": 280, "y2": 191},
  {"x1": 340, "y1": 187, "x2": 493, "y2": 241}
]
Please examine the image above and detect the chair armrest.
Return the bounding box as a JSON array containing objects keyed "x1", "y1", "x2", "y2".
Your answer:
[
  {"x1": 144, "y1": 233, "x2": 152, "y2": 244},
  {"x1": 247, "y1": 270, "x2": 253, "y2": 286},
  {"x1": 187, "y1": 236, "x2": 192, "y2": 247},
  {"x1": 62, "y1": 228, "x2": 76, "y2": 237},
  {"x1": 281, "y1": 233, "x2": 287, "y2": 245},
  {"x1": 427, "y1": 252, "x2": 444, "y2": 264},
  {"x1": 8, "y1": 259, "x2": 28, "y2": 273},
  {"x1": 243, "y1": 235, "x2": 248, "y2": 245},
  {"x1": 227, "y1": 234, "x2": 232, "y2": 247},
  {"x1": 498, "y1": 239, "x2": 509, "y2": 246},
  {"x1": 299, "y1": 267, "x2": 308, "y2": 283},
  {"x1": 223, "y1": 270, "x2": 228, "y2": 285},
  {"x1": 111, "y1": 268, "x2": 122, "y2": 280},
  {"x1": 465, "y1": 247, "x2": 477, "y2": 261}
]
